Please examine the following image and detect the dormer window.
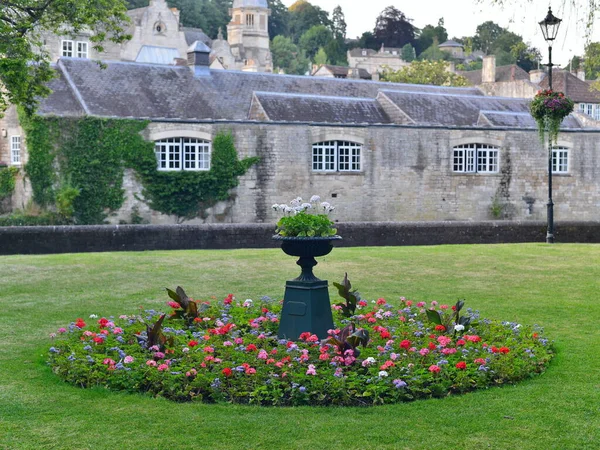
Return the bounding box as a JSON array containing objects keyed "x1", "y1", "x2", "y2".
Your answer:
[{"x1": 361, "y1": 50, "x2": 367, "y2": 56}]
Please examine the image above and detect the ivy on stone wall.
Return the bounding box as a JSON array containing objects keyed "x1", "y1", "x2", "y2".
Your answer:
[
  {"x1": 20, "y1": 112, "x2": 258, "y2": 223},
  {"x1": 0, "y1": 166, "x2": 19, "y2": 199}
]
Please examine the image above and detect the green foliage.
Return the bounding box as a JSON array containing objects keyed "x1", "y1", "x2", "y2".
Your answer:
[
  {"x1": 425, "y1": 299, "x2": 471, "y2": 335},
  {"x1": 583, "y1": 41, "x2": 600, "y2": 80},
  {"x1": 267, "y1": 0, "x2": 290, "y2": 40},
  {"x1": 418, "y1": 39, "x2": 451, "y2": 61},
  {"x1": 0, "y1": 0, "x2": 130, "y2": 115},
  {"x1": 325, "y1": 323, "x2": 369, "y2": 358},
  {"x1": 166, "y1": 286, "x2": 209, "y2": 326},
  {"x1": 21, "y1": 115, "x2": 257, "y2": 223},
  {"x1": 313, "y1": 48, "x2": 328, "y2": 65},
  {"x1": 299, "y1": 25, "x2": 333, "y2": 61},
  {"x1": 415, "y1": 19, "x2": 448, "y2": 55},
  {"x1": 0, "y1": 211, "x2": 69, "y2": 226},
  {"x1": 333, "y1": 273, "x2": 361, "y2": 317},
  {"x1": 271, "y1": 35, "x2": 309, "y2": 74},
  {"x1": 0, "y1": 167, "x2": 19, "y2": 199},
  {"x1": 401, "y1": 43, "x2": 416, "y2": 62},
  {"x1": 276, "y1": 212, "x2": 336, "y2": 237},
  {"x1": 331, "y1": 5, "x2": 347, "y2": 40},
  {"x1": 381, "y1": 60, "x2": 468, "y2": 86}
]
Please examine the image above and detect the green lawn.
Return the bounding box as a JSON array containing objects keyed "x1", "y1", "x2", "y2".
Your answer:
[{"x1": 0, "y1": 244, "x2": 599, "y2": 449}]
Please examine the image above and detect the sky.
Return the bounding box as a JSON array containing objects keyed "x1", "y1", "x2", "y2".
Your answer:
[{"x1": 282, "y1": 0, "x2": 600, "y2": 67}]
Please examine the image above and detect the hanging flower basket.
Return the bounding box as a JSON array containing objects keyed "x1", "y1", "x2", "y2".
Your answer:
[{"x1": 529, "y1": 89, "x2": 574, "y2": 144}]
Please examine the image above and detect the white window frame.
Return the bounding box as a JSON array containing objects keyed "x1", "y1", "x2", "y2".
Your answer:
[
  {"x1": 10, "y1": 135, "x2": 21, "y2": 165},
  {"x1": 587, "y1": 104, "x2": 594, "y2": 116},
  {"x1": 61, "y1": 40, "x2": 73, "y2": 57},
  {"x1": 453, "y1": 143, "x2": 499, "y2": 174},
  {"x1": 76, "y1": 41, "x2": 88, "y2": 58},
  {"x1": 552, "y1": 146, "x2": 569, "y2": 174},
  {"x1": 312, "y1": 141, "x2": 362, "y2": 172},
  {"x1": 154, "y1": 137, "x2": 211, "y2": 171},
  {"x1": 594, "y1": 105, "x2": 600, "y2": 121},
  {"x1": 578, "y1": 103, "x2": 586, "y2": 114}
]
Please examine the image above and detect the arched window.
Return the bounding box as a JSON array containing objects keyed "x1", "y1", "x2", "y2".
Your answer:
[
  {"x1": 453, "y1": 143, "x2": 499, "y2": 173},
  {"x1": 312, "y1": 141, "x2": 362, "y2": 172},
  {"x1": 154, "y1": 138, "x2": 211, "y2": 171}
]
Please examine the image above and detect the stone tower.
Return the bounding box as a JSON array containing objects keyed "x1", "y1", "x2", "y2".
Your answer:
[{"x1": 227, "y1": 0, "x2": 272, "y2": 72}]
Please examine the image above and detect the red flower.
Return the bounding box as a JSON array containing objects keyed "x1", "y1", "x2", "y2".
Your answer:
[
  {"x1": 167, "y1": 301, "x2": 181, "y2": 309},
  {"x1": 400, "y1": 339, "x2": 411, "y2": 349},
  {"x1": 455, "y1": 361, "x2": 467, "y2": 370},
  {"x1": 188, "y1": 340, "x2": 199, "y2": 348},
  {"x1": 75, "y1": 318, "x2": 86, "y2": 329},
  {"x1": 474, "y1": 358, "x2": 486, "y2": 364},
  {"x1": 491, "y1": 346, "x2": 499, "y2": 353},
  {"x1": 222, "y1": 367, "x2": 233, "y2": 377},
  {"x1": 428, "y1": 341, "x2": 436, "y2": 350},
  {"x1": 358, "y1": 300, "x2": 367, "y2": 307},
  {"x1": 223, "y1": 294, "x2": 234, "y2": 305},
  {"x1": 435, "y1": 325, "x2": 446, "y2": 332},
  {"x1": 261, "y1": 307, "x2": 269, "y2": 313},
  {"x1": 298, "y1": 332, "x2": 311, "y2": 341},
  {"x1": 376, "y1": 298, "x2": 386, "y2": 305},
  {"x1": 246, "y1": 344, "x2": 257, "y2": 352},
  {"x1": 193, "y1": 317, "x2": 202, "y2": 323},
  {"x1": 428, "y1": 365, "x2": 441, "y2": 373},
  {"x1": 98, "y1": 318, "x2": 109, "y2": 328},
  {"x1": 380, "y1": 330, "x2": 391, "y2": 339},
  {"x1": 93, "y1": 337, "x2": 104, "y2": 344},
  {"x1": 456, "y1": 339, "x2": 466, "y2": 346},
  {"x1": 499, "y1": 346, "x2": 510, "y2": 354}
]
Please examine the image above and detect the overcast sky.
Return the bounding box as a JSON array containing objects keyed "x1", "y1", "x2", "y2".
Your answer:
[{"x1": 282, "y1": 0, "x2": 600, "y2": 67}]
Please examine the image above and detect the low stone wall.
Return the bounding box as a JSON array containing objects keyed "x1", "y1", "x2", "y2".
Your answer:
[{"x1": 0, "y1": 221, "x2": 599, "y2": 255}]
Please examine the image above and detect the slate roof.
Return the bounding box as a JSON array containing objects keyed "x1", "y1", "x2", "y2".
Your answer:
[
  {"x1": 38, "y1": 58, "x2": 584, "y2": 130},
  {"x1": 313, "y1": 65, "x2": 371, "y2": 80},
  {"x1": 458, "y1": 64, "x2": 530, "y2": 85},
  {"x1": 439, "y1": 40, "x2": 463, "y2": 48},
  {"x1": 182, "y1": 27, "x2": 212, "y2": 47},
  {"x1": 252, "y1": 92, "x2": 390, "y2": 124},
  {"x1": 539, "y1": 70, "x2": 600, "y2": 103}
]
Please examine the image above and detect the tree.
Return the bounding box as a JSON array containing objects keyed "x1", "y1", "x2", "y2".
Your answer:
[
  {"x1": 510, "y1": 41, "x2": 541, "y2": 72},
  {"x1": 314, "y1": 47, "x2": 328, "y2": 65},
  {"x1": 331, "y1": 5, "x2": 346, "y2": 40},
  {"x1": 299, "y1": 25, "x2": 333, "y2": 61},
  {"x1": 268, "y1": 0, "x2": 290, "y2": 40},
  {"x1": 401, "y1": 43, "x2": 416, "y2": 62},
  {"x1": 583, "y1": 42, "x2": 600, "y2": 80},
  {"x1": 271, "y1": 35, "x2": 309, "y2": 75},
  {"x1": 288, "y1": 0, "x2": 331, "y2": 43},
  {"x1": 168, "y1": 0, "x2": 230, "y2": 38},
  {"x1": 419, "y1": 39, "x2": 450, "y2": 61},
  {"x1": 357, "y1": 31, "x2": 379, "y2": 50},
  {"x1": 1, "y1": 0, "x2": 131, "y2": 115},
  {"x1": 415, "y1": 18, "x2": 448, "y2": 56},
  {"x1": 373, "y1": 6, "x2": 416, "y2": 49},
  {"x1": 473, "y1": 21, "x2": 504, "y2": 54},
  {"x1": 381, "y1": 60, "x2": 469, "y2": 86}
]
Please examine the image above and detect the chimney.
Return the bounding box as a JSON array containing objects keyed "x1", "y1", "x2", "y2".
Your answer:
[
  {"x1": 446, "y1": 61, "x2": 456, "y2": 73},
  {"x1": 510, "y1": 65, "x2": 515, "y2": 81},
  {"x1": 577, "y1": 69, "x2": 585, "y2": 81},
  {"x1": 187, "y1": 41, "x2": 211, "y2": 76},
  {"x1": 529, "y1": 69, "x2": 546, "y2": 84},
  {"x1": 482, "y1": 55, "x2": 496, "y2": 83}
]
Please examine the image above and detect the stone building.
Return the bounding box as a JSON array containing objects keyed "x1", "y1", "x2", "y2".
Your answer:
[
  {"x1": 38, "y1": 0, "x2": 271, "y2": 72},
  {"x1": 347, "y1": 45, "x2": 409, "y2": 78},
  {"x1": 311, "y1": 64, "x2": 372, "y2": 80},
  {"x1": 2, "y1": 44, "x2": 599, "y2": 224}
]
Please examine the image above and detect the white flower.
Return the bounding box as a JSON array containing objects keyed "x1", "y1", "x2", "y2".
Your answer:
[
  {"x1": 279, "y1": 203, "x2": 287, "y2": 210},
  {"x1": 284, "y1": 206, "x2": 294, "y2": 214},
  {"x1": 290, "y1": 198, "x2": 300, "y2": 207},
  {"x1": 310, "y1": 195, "x2": 320, "y2": 203},
  {"x1": 89, "y1": 314, "x2": 98, "y2": 319},
  {"x1": 378, "y1": 370, "x2": 389, "y2": 377},
  {"x1": 366, "y1": 357, "x2": 376, "y2": 364},
  {"x1": 243, "y1": 299, "x2": 253, "y2": 307},
  {"x1": 301, "y1": 202, "x2": 312, "y2": 209},
  {"x1": 272, "y1": 203, "x2": 279, "y2": 210},
  {"x1": 321, "y1": 201, "x2": 330, "y2": 209},
  {"x1": 326, "y1": 206, "x2": 335, "y2": 212},
  {"x1": 294, "y1": 206, "x2": 305, "y2": 212},
  {"x1": 454, "y1": 324, "x2": 465, "y2": 332}
]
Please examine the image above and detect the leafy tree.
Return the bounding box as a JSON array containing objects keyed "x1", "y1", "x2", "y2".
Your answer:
[
  {"x1": 473, "y1": 21, "x2": 504, "y2": 54},
  {"x1": 299, "y1": 25, "x2": 333, "y2": 61},
  {"x1": 268, "y1": 0, "x2": 289, "y2": 40},
  {"x1": 419, "y1": 39, "x2": 450, "y2": 61},
  {"x1": 331, "y1": 5, "x2": 346, "y2": 40},
  {"x1": 288, "y1": 0, "x2": 331, "y2": 43},
  {"x1": 510, "y1": 41, "x2": 541, "y2": 72},
  {"x1": 271, "y1": 35, "x2": 309, "y2": 75},
  {"x1": 373, "y1": 6, "x2": 416, "y2": 49},
  {"x1": 381, "y1": 60, "x2": 468, "y2": 86},
  {"x1": 357, "y1": 31, "x2": 379, "y2": 50},
  {"x1": 314, "y1": 47, "x2": 328, "y2": 65},
  {"x1": 324, "y1": 36, "x2": 347, "y2": 65},
  {"x1": 415, "y1": 18, "x2": 447, "y2": 56},
  {"x1": 0, "y1": 0, "x2": 131, "y2": 115},
  {"x1": 168, "y1": 0, "x2": 230, "y2": 38},
  {"x1": 401, "y1": 43, "x2": 416, "y2": 62},
  {"x1": 583, "y1": 42, "x2": 600, "y2": 80},
  {"x1": 456, "y1": 60, "x2": 483, "y2": 71}
]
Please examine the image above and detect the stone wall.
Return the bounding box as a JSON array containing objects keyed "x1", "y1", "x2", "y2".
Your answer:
[{"x1": 0, "y1": 221, "x2": 598, "y2": 255}]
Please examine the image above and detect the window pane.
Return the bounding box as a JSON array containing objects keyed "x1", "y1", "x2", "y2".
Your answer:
[
  {"x1": 62, "y1": 40, "x2": 73, "y2": 57},
  {"x1": 77, "y1": 42, "x2": 88, "y2": 58},
  {"x1": 11, "y1": 136, "x2": 21, "y2": 164}
]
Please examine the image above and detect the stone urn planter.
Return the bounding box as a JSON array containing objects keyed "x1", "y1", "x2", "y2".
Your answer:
[{"x1": 273, "y1": 235, "x2": 342, "y2": 341}]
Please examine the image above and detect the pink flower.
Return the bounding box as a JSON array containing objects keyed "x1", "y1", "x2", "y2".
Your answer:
[
  {"x1": 306, "y1": 364, "x2": 317, "y2": 376},
  {"x1": 419, "y1": 348, "x2": 430, "y2": 356},
  {"x1": 102, "y1": 358, "x2": 115, "y2": 365},
  {"x1": 58, "y1": 328, "x2": 67, "y2": 334},
  {"x1": 157, "y1": 364, "x2": 169, "y2": 371},
  {"x1": 146, "y1": 359, "x2": 156, "y2": 367},
  {"x1": 428, "y1": 365, "x2": 441, "y2": 373},
  {"x1": 112, "y1": 327, "x2": 123, "y2": 334},
  {"x1": 441, "y1": 348, "x2": 457, "y2": 355},
  {"x1": 416, "y1": 302, "x2": 426, "y2": 307},
  {"x1": 440, "y1": 304, "x2": 449, "y2": 310},
  {"x1": 223, "y1": 341, "x2": 233, "y2": 347},
  {"x1": 123, "y1": 355, "x2": 134, "y2": 364},
  {"x1": 245, "y1": 367, "x2": 256, "y2": 375},
  {"x1": 257, "y1": 349, "x2": 268, "y2": 360},
  {"x1": 234, "y1": 337, "x2": 244, "y2": 345},
  {"x1": 437, "y1": 336, "x2": 452, "y2": 347}
]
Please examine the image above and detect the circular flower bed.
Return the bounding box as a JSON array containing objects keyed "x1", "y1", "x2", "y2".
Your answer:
[{"x1": 48, "y1": 290, "x2": 553, "y2": 406}]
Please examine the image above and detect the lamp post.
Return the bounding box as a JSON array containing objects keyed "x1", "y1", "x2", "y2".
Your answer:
[{"x1": 539, "y1": 7, "x2": 562, "y2": 244}]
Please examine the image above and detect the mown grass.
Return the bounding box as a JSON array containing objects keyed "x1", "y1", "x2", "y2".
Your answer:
[{"x1": 0, "y1": 244, "x2": 599, "y2": 449}]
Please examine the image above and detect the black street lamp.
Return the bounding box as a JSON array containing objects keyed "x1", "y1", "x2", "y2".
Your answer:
[{"x1": 539, "y1": 7, "x2": 562, "y2": 244}]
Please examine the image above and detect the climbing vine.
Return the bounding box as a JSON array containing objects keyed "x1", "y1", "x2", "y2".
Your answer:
[
  {"x1": 20, "y1": 112, "x2": 259, "y2": 224},
  {"x1": 0, "y1": 166, "x2": 19, "y2": 199}
]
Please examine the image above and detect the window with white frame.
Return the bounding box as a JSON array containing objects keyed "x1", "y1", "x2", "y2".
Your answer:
[
  {"x1": 10, "y1": 136, "x2": 21, "y2": 165},
  {"x1": 552, "y1": 146, "x2": 569, "y2": 174},
  {"x1": 312, "y1": 141, "x2": 362, "y2": 172},
  {"x1": 77, "y1": 41, "x2": 88, "y2": 58},
  {"x1": 453, "y1": 143, "x2": 499, "y2": 173},
  {"x1": 154, "y1": 137, "x2": 211, "y2": 171},
  {"x1": 61, "y1": 40, "x2": 73, "y2": 57}
]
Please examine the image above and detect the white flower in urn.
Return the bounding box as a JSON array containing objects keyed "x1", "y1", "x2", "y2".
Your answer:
[{"x1": 273, "y1": 194, "x2": 338, "y2": 237}]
